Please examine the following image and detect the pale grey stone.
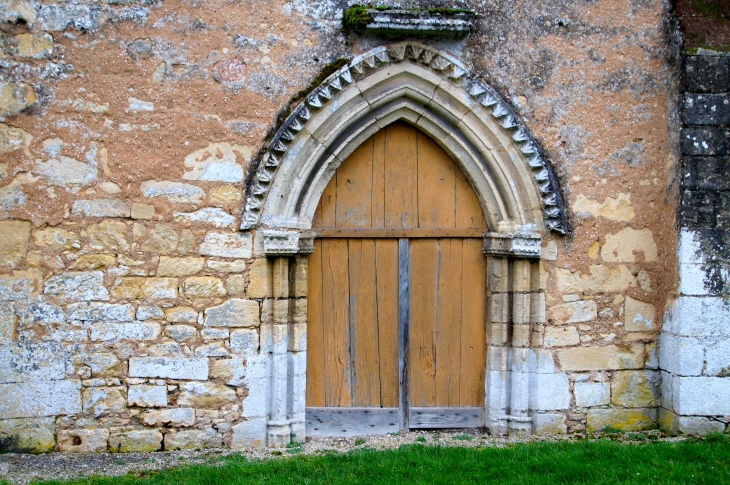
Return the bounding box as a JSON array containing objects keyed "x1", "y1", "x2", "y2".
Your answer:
[
  {"x1": 194, "y1": 342, "x2": 229, "y2": 357},
  {"x1": 165, "y1": 325, "x2": 197, "y2": 342},
  {"x1": 57, "y1": 428, "x2": 109, "y2": 453},
  {"x1": 230, "y1": 329, "x2": 259, "y2": 356},
  {"x1": 177, "y1": 381, "x2": 237, "y2": 407},
  {"x1": 128, "y1": 385, "x2": 167, "y2": 407},
  {"x1": 140, "y1": 408, "x2": 195, "y2": 427},
  {"x1": 164, "y1": 427, "x2": 222, "y2": 450},
  {"x1": 0, "y1": 270, "x2": 42, "y2": 301},
  {"x1": 16, "y1": 300, "x2": 64, "y2": 324},
  {"x1": 128, "y1": 97, "x2": 154, "y2": 112},
  {"x1": 199, "y1": 232, "x2": 252, "y2": 258},
  {"x1": 201, "y1": 328, "x2": 229, "y2": 340},
  {"x1": 71, "y1": 199, "x2": 131, "y2": 218},
  {"x1": 37, "y1": 156, "x2": 97, "y2": 187},
  {"x1": 231, "y1": 418, "x2": 267, "y2": 449},
  {"x1": 174, "y1": 208, "x2": 236, "y2": 228},
  {"x1": 532, "y1": 413, "x2": 567, "y2": 434},
  {"x1": 210, "y1": 358, "x2": 246, "y2": 386},
  {"x1": 659, "y1": 333, "x2": 704, "y2": 377},
  {"x1": 574, "y1": 381, "x2": 610, "y2": 408},
  {"x1": 90, "y1": 322, "x2": 161, "y2": 343},
  {"x1": 675, "y1": 415, "x2": 725, "y2": 435},
  {"x1": 74, "y1": 352, "x2": 122, "y2": 377},
  {"x1": 206, "y1": 259, "x2": 247, "y2": 273},
  {"x1": 528, "y1": 373, "x2": 570, "y2": 411},
  {"x1": 673, "y1": 376, "x2": 730, "y2": 415},
  {"x1": 82, "y1": 386, "x2": 126, "y2": 417},
  {"x1": 204, "y1": 299, "x2": 260, "y2": 328},
  {"x1": 44, "y1": 271, "x2": 110, "y2": 302},
  {"x1": 0, "y1": 380, "x2": 81, "y2": 419},
  {"x1": 0, "y1": 342, "x2": 67, "y2": 383},
  {"x1": 141, "y1": 181, "x2": 205, "y2": 204},
  {"x1": 137, "y1": 305, "x2": 164, "y2": 320},
  {"x1": 67, "y1": 302, "x2": 135, "y2": 321},
  {"x1": 0, "y1": 417, "x2": 56, "y2": 453},
  {"x1": 129, "y1": 357, "x2": 208, "y2": 380}
]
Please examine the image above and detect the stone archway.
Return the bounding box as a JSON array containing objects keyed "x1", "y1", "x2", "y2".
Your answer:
[{"x1": 242, "y1": 42, "x2": 567, "y2": 446}]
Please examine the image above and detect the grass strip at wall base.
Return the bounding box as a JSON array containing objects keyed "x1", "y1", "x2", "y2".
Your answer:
[{"x1": 20, "y1": 438, "x2": 730, "y2": 485}]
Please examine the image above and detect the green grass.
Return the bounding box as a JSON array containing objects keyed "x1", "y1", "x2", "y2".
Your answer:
[{"x1": 27, "y1": 438, "x2": 730, "y2": 485}]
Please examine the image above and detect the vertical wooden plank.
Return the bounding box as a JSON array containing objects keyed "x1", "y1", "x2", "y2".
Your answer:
[
  {"x1": 349, "y1": 239, "x2": 381, "y2": 406},
  {"x1": 314, "y1": 174, "x2": 337, "y2": 227},
  {"x1": 416, "y1": 131, "x2": 456, "y2": 229},
  {"x1": 436, "y1": 239, "x2": 463, "y2": 408},
  {"x1": 376, "y1": 239, "x2": 399, "y2": 408},
  {"x1": 322, "y1": 239, "x2": 352, "y2": 407},
  {"x1": 409, "y1": 238, "x2": 437, "y2": 408},
  {"x1": 433, "y1": 239, "x2": 450, "y2": 407},
  {"x1": 398, "y1": 238, "x2": 410, "y2": 431},
  {"x1": 460, "y1": 238, "x2": 487, "y2": 407},
  {"x1": 385, "y1": 122, "x2": 418, "y2": 229},
  {"x1": 306, "y1": 240, "x2": 325, "y2": 407},
  {"x1": 372, "y1": 130, "x2": 386, "y2": 228},
  {"x1": 335, "y1": 138, "x2": 374, "y2": 228},
  {"x1": 455, "y1": 167, "x2": 488, "y2": 229}
]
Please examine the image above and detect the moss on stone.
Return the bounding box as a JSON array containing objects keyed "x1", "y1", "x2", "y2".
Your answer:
[{"x1": 342, "y1": 5, "x2": 375, "y2": 33}]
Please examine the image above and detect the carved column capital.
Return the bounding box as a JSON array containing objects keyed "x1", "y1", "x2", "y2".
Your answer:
[
  {"x1": 483, "y1": 232, "x2": 542, "y2": 259},
  {"x1": 261, "y1": 230, "x2": 316, "y2": 256}
]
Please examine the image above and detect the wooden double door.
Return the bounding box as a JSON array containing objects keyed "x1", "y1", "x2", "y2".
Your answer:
[{"x1": 306, "y1": 122, "x2": 488, "y2": 436}]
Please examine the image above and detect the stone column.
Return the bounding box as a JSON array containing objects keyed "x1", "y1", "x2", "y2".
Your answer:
[
  {"x1": 267, "y1": 256, "x2": 290, "y2": 447},
  {"x1": 483, "y1": 232, "x2": 542, "y2": 436}
]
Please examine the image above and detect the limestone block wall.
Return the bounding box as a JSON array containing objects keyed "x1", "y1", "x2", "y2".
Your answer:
[
  {"x1": 660, "y1": 52, "x2": 730, "y2": 434},
  {"x1": 0, "y1": 0, "x2": 683, "y2": 451}
]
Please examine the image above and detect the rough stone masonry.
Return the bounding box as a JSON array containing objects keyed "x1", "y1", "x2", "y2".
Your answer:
[{"x1": 0, "y1": 0, "x2": 725, "y2": 453}]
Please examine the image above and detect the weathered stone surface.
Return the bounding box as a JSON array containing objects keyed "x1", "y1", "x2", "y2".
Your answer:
[
  {"x1": 109, "y1": 429, "x2": 162, "y2": 453},
  {"x1": 0, "y1": 417, "x2": 55, "y2": 453},
  {"x1": 0, "y1": 302, "x2": 16, "y2": 342},
  {"x1": 71, "y1": 199, "x2": 131, "y2": 218},
  {"x1": 157, "y1": 257, "x2": 204, "y2": 277},
  {"x1": 174, "y1": 208, "x2": 236, "y2": 228},
  {"x1": 0, "y1": 380, "x2": 81, "y2": 419},
  {"x1": 209, "y1": 185, "x2": 241, "y2": 204},
  {"x1": 557, "y1": 344, "x2": 644, "y2": 371},
  {"x1": 672, "y1": 376, "x2": 730, "y2": 415},
  {"x1": 0, "y1": 123, "x2": 32, "y2": 154},
  {"x1": 45, "y1": 271, "x2": 110, "y2": 302},
  {"x1": 128, "y1": 97, "x2": 153, "y2": 112},
  {"x1": 57, "y1": 428, "x2": 109, "y2": 453},
  {"x1": 544, "y1": 327, "x2": 580, "y2": 347},
  {"x1": 624, "y1": 297, "x2": 655, "y2": 332},
  {"x1": 82, "y1": 387, "x2": 126, "y2": 417},
  {"x1": 212, "y1": 58, "x2": 248, "y2": 85},
  {"x1": 184, "y1": 277, "x2": 226, "y2": 298},
  {"x1": 165, "y1": 306, "x2": 198, "y2": 323},
  {"x1": 37, "y1": 155, "x2": 97, "y2": 188},
  {"x1": 660, "y1": 409, "x2": 725, "y2": 435},
  {"x1": 230, "y1": 329, "x2": 259, "y2": 356},
  {"x1": 129, "y1": 357, "x2": 208, "y2": 380},
  {"x1": 177, "y1": 382, "x2": 236, "y2": 407},
  {"x1": 200, "y1": 232, "x2": 252, "y2": 258},
  {"x1": 246, "y1": 259, "x2": 271, "y2": 298},
  {"x1": 532, "y1": 414, "x2": 567, "y2": 434},
  {"x1": 226, "y1": 274, "x2": 246, "y2": 295},
  {"x1": 204, "y1": 299, "x2": 260, "y2": 327},
  {"x1": 165, "y1": 325, "x2": 197, "y2": 342},
  {"x1": 67, "y1": 302, "x2": 135, "y2": 321},
  {"x1": 573, "y1": 194, "x2": 635, "y2": 221},
  {"x1": 164, "y1": 427, "x2": 223, "y2": 450},
  {"x1": 611, "y1": 370, "x2": 660, "y2": 408},
  {"x1": 183, "y1": 142, "x2": 249, "y2": 183},
  {"x1": 140, "y1": 408, "x2": 195, "y2": 427},
  {"x1": 141, "y1": 181, "x2": 205, "y2": 204},
  {"x1": 110, "y1": 277, "x2": 177, "y2": 300},
  {"x1": 87, "y1": 221, "x2": 129, "y2": 252},
  {"x1": 586, "y1": 408, "x2": 657, "y2": 432},
  {"x1": 91, "y1": 322, "x2": 161, "y2": 342},
  {"x1": 131, "y1": 203, "x2": 155, "y2": 220},
  {"x1": 140, "y1": 225, "x2": 179, "y2": 254},
  {"x1": 32, "y1": 227, "x2": 80, "y2": 250},
  {"x1": 684, "y1": 93, "x2": 730, "y2": 125},
  {"x1": 0, "y1": 221, "x2": 31, "y2": 267},
  {"x1": 549, "y1": 300, "x2": 597, "y2": 324},
  {"x1": 0, "y1": 82, "x2": 36, "y2": 116},
  {"x1": 0, "y1": 342, "x2": 66, "y2": 383},
  {"x1": 210, "y1": 358, "x2": 246, "y2": 386},
  {"x1": 0, "y1": 269, "x2": 42, "y2": 301},
  {"x1": 686, "y1": 55, "x2": 730, "y2": 94},
  {"x1": 128, "y1": 385, "x2": 167, "y2": 407},
  {"x1": 556, "y1": 265, "x2": 636, "y2": 293},
  {"x1": 137, "y1": 305, "x2": 164, "y2": 320},
  {"x1": 74, "y1": 352, "x2": 122, "y2": 377},
  {"x1": 529, "y1": 373, "x2": 570, "y2": 410},
  {"x1": 73, "y1": 254, "x2": 116, "y2": 270},
  {"x1": 0, "y1": 1, "x2": 37, "y2": 24},
  {"x1": 574, "y1": 381, "x2": 610, "y2": 408},
  {"x1": 207, "y1": 259, "x2": 246, "y2": 273},
  {"x1": 231, "y1": 418, "x2": 266, "y2": 449},
  {"x1": 601, "y1": 228, "x2": 657, "y2": 263},
  {"x1": 194, "y1": 342, "x2": 229, "y2": 357},
  {"x1": 3, "y1": 32, "x2": 54, "y2": 58}
]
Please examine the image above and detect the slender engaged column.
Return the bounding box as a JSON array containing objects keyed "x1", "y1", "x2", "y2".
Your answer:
[{"x1": 268, "y1": 256, "x2": 291, "y2": 447}]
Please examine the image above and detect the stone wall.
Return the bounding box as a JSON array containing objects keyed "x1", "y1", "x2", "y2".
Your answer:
[
  {"x1": 0, "y1": 0, "x2": 684, "y2": 452},
  {"x1": 660, "y1": 51, "x2": 730, "y2": 435}
]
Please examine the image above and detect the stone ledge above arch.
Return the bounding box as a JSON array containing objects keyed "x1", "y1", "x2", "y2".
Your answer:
[{"x1": 241, "y1": 42, "x2": 568, "y2": 235}]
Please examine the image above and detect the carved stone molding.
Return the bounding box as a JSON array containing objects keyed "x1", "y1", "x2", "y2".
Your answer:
[
  {"x1": 262, "y1": 230, "x2": 316, "y2": 256},
  {"x1": 483, "y1": 232, "x2": 542, "y2": 258},
  {"x1": 242, "y1": 42, "x2": 567, "y2": 234},
  {"x1": 361, "y1": 9, "x2": 475, "y2": 39}
]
